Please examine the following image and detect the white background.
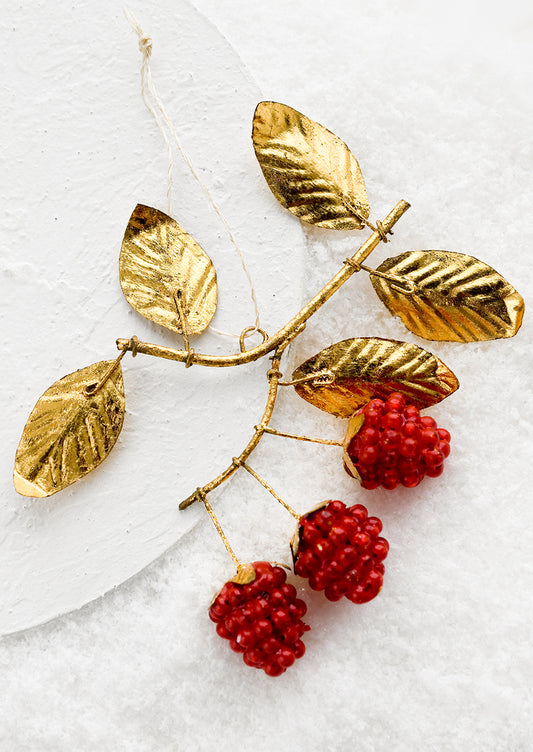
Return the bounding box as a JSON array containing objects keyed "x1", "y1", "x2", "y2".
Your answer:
[{"x1": 1, "y1": 1, "x2": 532, "y2": 750}]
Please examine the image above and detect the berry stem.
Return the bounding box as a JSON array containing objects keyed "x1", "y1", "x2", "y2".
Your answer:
[
  {"x1": 237, "y1": 460, "x2": 300, "y2": 521},
  {"x1": 116, "y1": 200, "x2": 410, "y2": 368},
  {"x1": 196, "y1": 488, "x2": 241, "y2": 570},
  {"x1": 258, "y1": 425, "x2": 343, "y2": 447},
  {"x1": 179, "y1": 341, "x2": 289, "y2": 509}
]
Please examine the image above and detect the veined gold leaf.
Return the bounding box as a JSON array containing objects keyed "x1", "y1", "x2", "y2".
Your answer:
[
  {"x1": 120, "y1": 204, "x2": 218, "y2": 335},
  {"x1": 292, "y1": 337, "x2": 458, "y2": 418},
  {"x1": 14, "y1": 361, "x2": 125, "y2": 498},
  {"x1": 252, "y1": 101, "x2": 370, "y2": 230},
  {"x1": 371, "y1": 250, "x2": 524, "y2": 342}
]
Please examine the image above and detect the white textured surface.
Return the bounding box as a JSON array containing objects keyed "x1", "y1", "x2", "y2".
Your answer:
[
  {"x1": 1, "y1": 0, "x2": 304, "y2": 634},
  {"x1": 1, "y1": 0, "x2": 533, "y2": 750}
]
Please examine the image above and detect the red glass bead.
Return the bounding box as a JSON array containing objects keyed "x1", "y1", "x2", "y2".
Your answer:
[
  {"x1": 359, "y1": 445, "x2": 378, "y2": 465},
  {"x1": 385, "y1": 392, "x2": 406, "y2": 412},
  {"x1": 438, "y1": 428, "x2": 451, "y2": 442},
  {"x1": 277, "y1": 648, "x2": 296, "y2": 669},
  {"x1": 440, "y1": 441, "x2": 450, "y2": 458},
  {"x1": 263, "y1": 660, "x2": 284, "y2": 677}
]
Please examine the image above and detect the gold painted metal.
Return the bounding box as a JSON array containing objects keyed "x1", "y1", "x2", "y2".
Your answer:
[
  {"x1": 252, "y1": 101, "x2": 370, "y2": 231},
  {"x1": 179, "y1": 340, "x2": 291, "y2": 509},
  {"x1": 342, "y1": 413, "x2": 365, "y2": 481},
  {"x1": 120, "y1": 204, "x2": 218, "y2": 335},
  {"x1": 14, "y1": 360, "x2": 125, "y2": 498},
  {"x1": 371, "y1": 250, "x2": 524, "y2": 342},
  {"x1": 290, "y1": 500, "x2": 330, "y2": 564},
  {"x1": 292, "y1": 337, "x2": 459, "y2": 419},
  {"x1": 117, "y1": 200, "x2": 411, "y2": 367},
  {"x1": 238, "y1": 460, "x2": 300, "y2": 520},
  {"x1": 230, "y1": 564, "x2": 257, "y2": 585},
  {"x1": 259, "y1": 425, "x2": 343, "y2": 447},
  {"x1": 239, "y1": 326, "x2": 268, "y2": 353},
  {"x1": 173, "y1": 290, "x2": 190, "y2": 352},
  {"x1": 195, "y1": 487, "x2": 250, "y2": 579},
  {"x1": 278, "y1": 370, "x2": 335, "y2": 387}
]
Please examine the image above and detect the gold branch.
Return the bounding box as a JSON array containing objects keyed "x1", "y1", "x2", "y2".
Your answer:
[
  {"x1": 179, "y1": 340, "x2": 290, "y2": 509},
  {"x1": 117, "y1": 200, "x2": 410, "y2": 368}
]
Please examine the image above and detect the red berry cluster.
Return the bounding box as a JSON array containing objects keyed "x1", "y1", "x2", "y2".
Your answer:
[
  {"x1": 345, "y1": 393, "x2": 451, "y2": 490},
  {"x1": 294, "y1": 500, "x2": 388, "y2": 603},
  {"x1": 209, "y1": 561, "x2": 310, "y2": 677}
]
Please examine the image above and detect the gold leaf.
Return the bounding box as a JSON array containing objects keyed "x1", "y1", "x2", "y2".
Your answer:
[
  {"x1": 290, "y1": 524, "x2": 301, "y2": 565},
  {"x1": 371, "y1": 250, "x2": 524, "y2": 342},
  {"x1": 342, "y1": 413, "x2": 365, "y2": 481},
  {"x1": 290, "y1": 501, "x2": 331, "y2": 564},
  {"x1": 292, "y1": 337, "x2": 459, "y2": 418},
  {"x1": 14, "y1": 361, "x2": 125, "y2": 498},
  {"x1": 252, "y1": 101, "x2": 370, "y2": 230},
  {"x1": 230, "y1": 564, "x2": 257, "y2": 585},
  {"x1": 120, "y1": 204, "x2": 218, "y2": 335}
]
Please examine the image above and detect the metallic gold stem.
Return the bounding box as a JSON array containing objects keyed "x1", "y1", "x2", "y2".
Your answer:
[
  {"x1": 85, "y1": 349, "x2": 127, "y2": 396},
  {"x1": 238, "y1": 460, "x2": 300, "y2": 521},
  {"x1": 117, "y1": 199, "x2": 410, "y2": 368},
  {"x1": 278, "y1": 369, "x2": 334, "y2": 387},
  {"x1": 360, "y1": 265, "x2": 416, "y2": 294},
  {"x1": 173, "y1": 290, "x2": 190, "y2": 353},
  {"x1": 179, "y1": 341, "x2": 289, "y2": 509},
  {"x1": 258, "y1": 425, "x2": 343, "y2": 447},
  {"x1": 196, "y1": 488, "x2": 241, "y2": 570}
]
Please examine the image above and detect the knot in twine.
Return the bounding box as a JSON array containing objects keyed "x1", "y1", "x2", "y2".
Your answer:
[{"x1": 138, "y1": 35, "x2": 152, "y2": 57}]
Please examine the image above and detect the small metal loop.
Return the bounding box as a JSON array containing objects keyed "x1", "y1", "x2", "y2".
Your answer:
[
  {"x1": 239, "y1": 326, "x2": 269, "y2": 353},
  {"x1": 130, "y1": 335, "x2": 140, "y2": 358},
  {"x1": 185, "y1": 348, "x2": 196, "y2": 368},
  {"x1": 344, "y1": 257, "x2": 362, "y2": 272},
  {"x1": 375, "y1": 220, "x2": 390, "y2": 243},
  {"x1": 231, "y1": 456, "x2": 244, "y2": 468},
  {"x1": 362, "y1": 265, "x2": 416, "y2": 295},
  {"x1": 390, "y1": 277, "x2": 416, "y2": 294},
  {"x1": 266, "y1": 367, "x2": 282, "y2": 381},
  {"x1": 194, "y1": 487, "x2": 206, "y2": 503}
]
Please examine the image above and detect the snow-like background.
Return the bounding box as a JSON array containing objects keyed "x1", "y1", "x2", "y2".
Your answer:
[{"x1": 1, "y1": 0, "x2": 532, "y2": 750}]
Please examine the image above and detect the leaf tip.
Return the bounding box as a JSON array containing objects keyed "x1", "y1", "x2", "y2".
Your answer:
[{"x1": 13, "y1": 469, "x2": 49, "y2": 498}]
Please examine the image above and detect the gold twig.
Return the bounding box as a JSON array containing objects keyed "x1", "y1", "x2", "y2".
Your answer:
[
  {"x1": 257, "y1": 425, "x2": 343, "y2": 447},
  {"x1": 235, "y1": 459, "x2": 300, "y2": 521},
  {"x1": 85, "y1": 349, "x2": 127, "y2": 397},
  {"x1": 179, "y1": 340, "x2": 290, "y2": 509},
  {"x1": 196, "y1": 488, "x2": 241, "y2": 570},
  {"x1": 117, "y1": 199, "x2": 410, "y2": 368}
]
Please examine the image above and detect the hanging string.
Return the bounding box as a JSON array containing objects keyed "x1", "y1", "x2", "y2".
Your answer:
[
  {"x1": 124, "y1": 9, "x2": 174, "y2": 216},
  {"x1": 124, "y1": 9, "x2": 262, "y2": 338}
]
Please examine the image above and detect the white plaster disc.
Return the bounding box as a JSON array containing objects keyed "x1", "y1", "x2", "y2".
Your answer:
[{"x1": 0, "y1": 0, "x2": 305, "y2": 635}]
